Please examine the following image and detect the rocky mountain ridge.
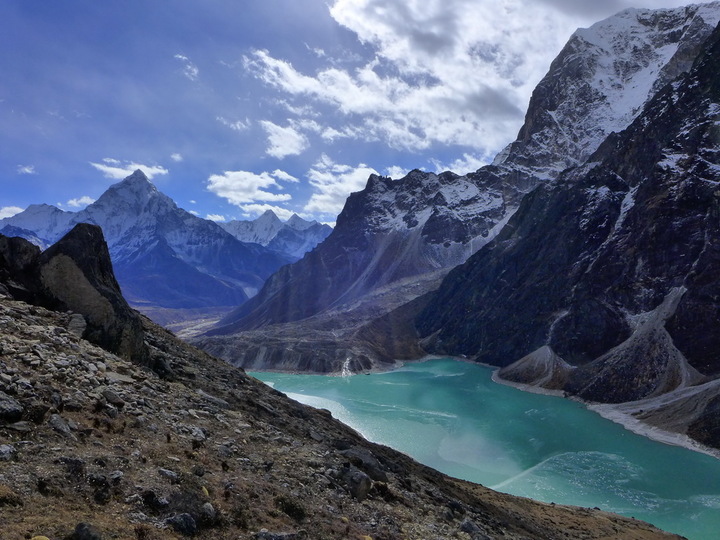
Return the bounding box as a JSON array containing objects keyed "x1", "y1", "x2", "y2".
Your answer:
[
  {"x1": 197, "y1": 3, "x2": 720, "y2": 373},
  {"x1": 0, "y1": 231, "x2": 678, "y2": 539},
  {"x1": 416, "y1": 14, "x2": 720, "y2": 449}
]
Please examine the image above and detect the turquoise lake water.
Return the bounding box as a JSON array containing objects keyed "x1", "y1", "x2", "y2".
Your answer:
[{"x1": 251, "y1": 358, "x2": 720, "y2": 540}]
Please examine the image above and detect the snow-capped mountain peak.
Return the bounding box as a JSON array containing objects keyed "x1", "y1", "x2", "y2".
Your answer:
[
  {"x1": 493, "y1": 1, "x2": 720, "y2": 182},
  {"x1": 220, "y1": 210, "x2": 331, "y2": 258},
  {"x1": 286, "y1": 214, "x2": 314, "y2": 231}
]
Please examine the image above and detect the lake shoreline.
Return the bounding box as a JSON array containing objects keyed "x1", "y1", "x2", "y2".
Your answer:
[
  {"x1": 250, "y1": 354, "x2": 720, "y2": 461},
  {"x1": 490, "y1": 365, "x2": 720, "y2": 461}
]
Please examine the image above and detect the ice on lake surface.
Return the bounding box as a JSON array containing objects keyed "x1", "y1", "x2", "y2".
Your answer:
[{"x1": 253, "y1": 358, "x2": 720, "y2": 540}]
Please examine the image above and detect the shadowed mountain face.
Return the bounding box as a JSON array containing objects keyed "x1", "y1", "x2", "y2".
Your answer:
[
  {"x1": 0, "y1": 171, "x2": 293, "y2": 312},
  {"x1": 416, "y1": 19, "x2": 720, "y2": 446}
]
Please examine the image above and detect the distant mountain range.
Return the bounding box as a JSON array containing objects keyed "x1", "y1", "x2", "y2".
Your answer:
[
  {"x1": 220, "y1": 210, "x2": 332, "y2": 260},
  {"x1": 0, "y1": 171, "x2": 328, "y2": 315}
]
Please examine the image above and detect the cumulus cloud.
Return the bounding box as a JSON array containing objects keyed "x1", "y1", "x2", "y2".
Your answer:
[
  {"x1": 260, "y1": 120, "x2": 309, "y2": 158},
  {"x1": 271, "y1": 169, "x2": 299, "y2": 183},
  {"x1": 385, "y1": 165, "x2": 410, "y2": 179},
  {"x1": 174, "y1": 54, "x2": 199, "y2": 81},
  {"x1": 170, "y1": 153, "x2": 183, "y2": 162},
  {"x1": 90, "y1": 159, "x2": 169, "y2": 180},
  {"x1": 17, "y1": 165, "x2": 36, "y2": 175},
  {"x1": 207, "y1": 168, "x2": 296, "y2": 206},
  {"x1": 67, "y1": 195, "x2": 96, "y2": 208},
  {"x1": 431, "y1": 153, "x2": 492, "y2": 175},
  {"x1": 243, "y1": 0, "x2": 584, "y2": 155},
  {"x1": 0, "y1": 206, "x2": 24, "y2": 219},
  {"x1": 205, "y1": 214, "x2": 226, "y2": 222},
  {"x1": 246, "y1": 0, "x2": 694, "y2": 158},
  {"x1": 304, "y1": 154, "x2": 377, "y2": 217}
]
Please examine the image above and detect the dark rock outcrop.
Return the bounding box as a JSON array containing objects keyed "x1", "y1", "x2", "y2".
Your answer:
[
  {"x1": 0, "y1": 224, "x2": 148, "y2": 364},
  {"x1": 417, "y1": 18, "x2": 720, "y2": 425}
]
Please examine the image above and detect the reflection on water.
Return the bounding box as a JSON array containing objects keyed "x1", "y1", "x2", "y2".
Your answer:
[{"x1": 252, "y1": 358, "x2": 720, "y2": 540}]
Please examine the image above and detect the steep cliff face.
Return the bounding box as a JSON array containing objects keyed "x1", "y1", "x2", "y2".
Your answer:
[
  {"x1": 496, "y1": 3, "x2": 720, "y2": 179},
  {"x1": 417, "y1": 18, "x2": 720, "y2": 444},
  {"x1": 210, "y1": 4, "x2": 720, "y2": 337}
]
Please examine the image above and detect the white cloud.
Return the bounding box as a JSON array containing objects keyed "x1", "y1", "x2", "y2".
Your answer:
[
  {"x1": 304, "y1": 154, "x2": 377, "y2": 217},
  {"x1": 385, "y1": 165, "x2": 410, "y2": 179},
  {"x1": 207, "y1": 169, "x2": 295, "y2": 206},
  {"x1": 90, "y1": 159, "x2": 169, "y2": 180},
  {"x1": 174, "y1": 54, "x2": 199, "y2": 81},
  {"x1": 189, "y1": 210, "x2": 200, "y2": 216},
  {"x1": 170, "y1": 153, "x2": 183, "y2": 162},
  {"x1": 0, "y1": 206, "x2": 24, "y2": 219},
  {"x1": 217, "y1": 116, "x2": 251, "y2": 132},
  {"x1": 243, "y1": 0, "x2": 609, "y2": 156},
  {"x1": 17, "y1": 165, "x2": 36, "y2": 175},
  {"x1": 240, "y1": 204, "x2": 296, "y2": 220},
  {"x1": 260, "y1": 120, "x2": 309, "y2": 159},
  {"x1": 67, "y1": 195, "x2": 95, "y2": 208},
  {"x1": 271, "y1": 169, "x2": 299, "y2": 183},
  {"x1": 206, "y1": 214, "x2": 226, "y2": 222},
  {"x1": 431, "y1": 153, "x2": 491, "y2": 175}
]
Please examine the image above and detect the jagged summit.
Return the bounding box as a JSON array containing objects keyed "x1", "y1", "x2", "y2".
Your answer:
[
  {"x1": 220, "y1": 210, "x2": 332, "y2": 259},
  {"x1": 286, "y1": 213, "x2": 315, "y2": 231},
  {"x1": 101, "y1": 169, "x2": 159, "y2": 202},
  {"x1": 494, "y1": 1, "x2": 720, "y2": 179}
]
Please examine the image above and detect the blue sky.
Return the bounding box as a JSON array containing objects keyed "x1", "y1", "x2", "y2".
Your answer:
[{"x1": 0, "y1": 0, "x2": 697, "y2": 223}]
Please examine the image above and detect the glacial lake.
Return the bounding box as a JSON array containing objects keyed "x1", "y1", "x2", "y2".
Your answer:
[{"x1": 251, "y1": 358, "x2": 720, "y2": 540}]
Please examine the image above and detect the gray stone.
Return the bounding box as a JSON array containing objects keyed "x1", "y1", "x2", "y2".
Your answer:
[
  {"x1": 0, "y1": 443, "x2": 16, "y2": 461},
  {"x1": 341, "y1": 465, "x2": 372, "y2": 502},
  {"x1": 67, "y1": 313, "x2": 87, "y2": 338},
  {"x1": 0, "y1": 390, "x2": 23, "y2": 422},
  {"x1": 167, "y1": 512, "x2": 197, "y2": 536},
  {"x1": 101, "y1": 389, "x2": 125, "y2": 408},
  {"x1": 48, "y1": 413, "x2": 76, "y2": 440},
  {"x1": 159, "y1": 468, "x2": 180, "y2": 482}
]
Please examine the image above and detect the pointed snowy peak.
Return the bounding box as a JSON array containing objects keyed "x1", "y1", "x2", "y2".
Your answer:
[
  {"x1": 286, "y1": 214, "x2": 314, "y2": 231},
  {"x1": 255, "y1": 209, "x2": 282, "y2": 226},
  {"x1": 90, "y1": 170, "x2": 172, "y2": 216},
  {"x1": 110, "y1": 169, "x2": 159, "y2": 196}
]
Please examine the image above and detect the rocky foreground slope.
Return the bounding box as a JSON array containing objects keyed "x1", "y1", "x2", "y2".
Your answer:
[{"x1": 0, "y1": 237, "x2": 679, "y2": 539}]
